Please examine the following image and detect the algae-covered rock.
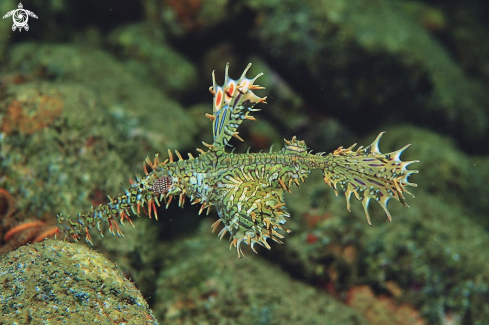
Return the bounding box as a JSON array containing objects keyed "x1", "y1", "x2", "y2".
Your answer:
[
  {"x1": 0, "y1": 42, "x2": 199, "y2": 218},
  {"x1": 471, "y1": 155, "x2": 489, "y2": 217},
  {"x1": 245, "y1": 0, "x2": 487, "y2": 145},
  {"x1": 148, "y1": 0, "x2": 230, "y2": 36},
  {"x1": 7, "y1": 43, "x2": 197, "y2": 150},
  {"x1": 153, "y1": 221, "x2": 369, "y2": 325},
  {"x1": 0, "y1": 240, "x2": 158, "y2": 324},
  {"x1": 90, "y1": 216, "x2": 166, "y2": 306},
  {"x1": 278, "y1": 126, "x2": 489, "y2": 324},
  {"x1": 108, "y1": 22, "x2": 198, "y2": 99},
  {"x1": 0, "y1": 81, "x2": 137, "y2": 217},
  {"x1": 375, "y1": 125, "x2": 489, "y2": 227}
]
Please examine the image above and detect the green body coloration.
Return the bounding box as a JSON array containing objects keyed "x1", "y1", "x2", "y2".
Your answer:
[{"x1": 57, "y1": 63, "x2": 419, "y2": 258}]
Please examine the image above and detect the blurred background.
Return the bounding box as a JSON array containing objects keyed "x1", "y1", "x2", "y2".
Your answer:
[{"x1": 0, "y1": 0, "x2": 488, "y2": 324}]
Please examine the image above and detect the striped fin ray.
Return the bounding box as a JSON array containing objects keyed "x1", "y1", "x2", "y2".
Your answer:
[
  {"x1": 206, "y1": 63, "x2": 267, "y2": 149},
  {"x1": 322, "y1": 132, "x2": 419, "y2": 224}
]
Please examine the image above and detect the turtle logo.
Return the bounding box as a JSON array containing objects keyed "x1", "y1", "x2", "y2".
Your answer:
[{"x1": 2, "y1": 3, "x2": 38, "y2": 32}]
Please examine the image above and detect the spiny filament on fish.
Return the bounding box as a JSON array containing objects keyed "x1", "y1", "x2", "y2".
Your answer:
[{"x1": 57, "y1": 63, "x2": 419, "y2": 258}]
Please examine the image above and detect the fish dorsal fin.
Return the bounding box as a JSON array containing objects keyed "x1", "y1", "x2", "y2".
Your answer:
[{"x1": 207, "y1": 63, "x2": 266, "y2": 150}]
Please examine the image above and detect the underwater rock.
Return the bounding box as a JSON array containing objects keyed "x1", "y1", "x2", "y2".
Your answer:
[
  {"x1": 7, "y1": 43, "x2": 197, "y2": 150},
  {"x1": 0, "y1": 240, "x2": 158, "y2": 324},
  {"x1": 245, "y1": 0, "x2": 488, "y2": 146},
  {"x1": 153, "y1": 221, "x2": 369, "y2": 325},
  {"x1": 0, "y1": 81, "x2": 137, "y2": 218},
  {"x1": 108, "y1": 22, "x2": 198, "y2": 99},
  {"x1": 280, "y1": 127, "x2": 489, "y2": 324},
  {"x1": 1, "y1": 42, "x2": 198, "y2": 218},
  {"x1": 149, "y1": 0, "x2": 231, "y2": 36}
]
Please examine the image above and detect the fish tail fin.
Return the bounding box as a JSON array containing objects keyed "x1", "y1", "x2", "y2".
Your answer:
[{"x1": 322, "y1": 132, "x2": 419, "y2": 224}]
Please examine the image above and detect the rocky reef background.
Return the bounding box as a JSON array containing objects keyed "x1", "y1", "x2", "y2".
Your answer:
[{"x1": 1, "y1": 0, "x2": 488, "y2": 324}]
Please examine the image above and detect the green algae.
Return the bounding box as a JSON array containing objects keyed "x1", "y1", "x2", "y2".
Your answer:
[
  {"x1": 245, "y1": 0, "x2": 487, "y2": 142},
  {"x1": 155, "y1": 0, "x2": 230, "y2": 36},
  {"x1": 0, "y1": 2, "x2": 487, "y2": 323},
  {"x1": 0, "y1": 81, "x2": 136, "y2": 217},
  {"x1": 88, "y1": 216, "x2": 166, "y2": 307},
  {"x1": 0, "y1": 240, "x2": 158, "y2": 324},
  {"x1": 7, "y1": 43, "x2": 197, "y2": 150},
  {"x1": 376, "y1": 125, "x2": 489, "y2": 228},
  {"x1": 108, "y1": 22, "x2": 198, "y2": 99},
  {"x1": 0, "y1": 42, "x2": 198, "y2": 218},
  {"x1": 280, "y1": 125, "x2": 489, "y2": 324},
  {"x1": 153, "y1": 221, "x2": 369, "y2": 325}
]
